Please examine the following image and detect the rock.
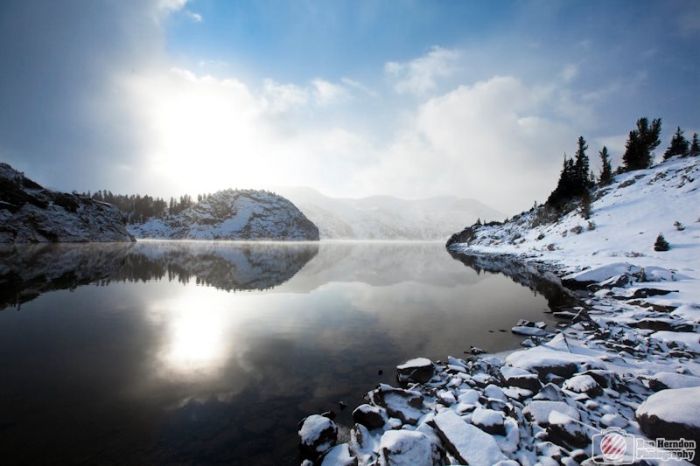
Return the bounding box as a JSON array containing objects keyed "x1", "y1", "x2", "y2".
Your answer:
[
  {"x1": 368, "y1": 384, "x2": 425, "y2": 425},
  {"x1": 547, "y1": 411, "x2": 589, "y2": 448},
  {"x1": 430, "y1": 410, "x2": 507, "y2": 466},
  {"x1": 377, "y1": 429, "x2": 442, "y2": 466},
  {"x1": 511, "y1": 326, "x2": 548, "y2": 337},
  {"x1": 523, "y1": 401, "x2": 580, "y2": 426},
  {"x1": 500, "y1": 366, "x2": 542, "y2": 392},
  {"x1": 562, "y1": 374, "x2": 603, "y2": 397},
  {"x1": 352, "y1": 404, "x2": 386, "y2": 430},
  {"x1": 321, "y1": 444, "x2": 357, "y2": 466},
  {"x1": 396, "y1": 358, "x2": 434, "y2": 384},
  {"x1": 471, "y1": 408, "x2": 506, "y2": 435},
  {"x1": 299, "y1": 414, "x2": 338, "y2": 458},
  {"x1": 636, "y1": 387, "x2": 700, "y2": 454},
  {"x1": 600, "y1": 413, "x2": 628, "y2": 428},
  {"x1": 646, "y1": 372, "x2": 700, "y2": 391},
  {"x1": 0, "y1": 163, "x2": 133, "y2": 243}
]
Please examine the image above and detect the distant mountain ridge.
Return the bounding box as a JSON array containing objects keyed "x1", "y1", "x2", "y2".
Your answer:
[
  {"x1": 276, "y1": 186, "x2": 503, "y2": 240},
  {"x1": 128, "y1": 189, "x2": 319, "y2": 241},
  {"x1": 0, "y1": 163, "x2": 133, "y2": 243}
]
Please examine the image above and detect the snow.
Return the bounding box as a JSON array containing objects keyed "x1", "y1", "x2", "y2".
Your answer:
[
  {"x1": 636, "y1": 386, "x2": 700, "y2": 429},
  {"x1": 396, "y1": 357, "x2": 432, "y2": 369},
  {"x1": 298, "y1": 414, "x2": 337, "y2": 451},
  {"x1": 648, "y1": 372, "x2": 700, "y2": 389},
  {"x1": 471, "y1": 408, "x2": 504, "y2": 428},
  {"x1": 511, "y1": 326, "x2": 548, "y2": 336},
  {"x1": 650, "y1": 331, "x2": 700, "y2": 352},
  {"x1": 129, "y1": 189, "x2": 319, "y2": 241},
  {"x1": 431, "y1": 409, "x2": 507, "y2": 466},
  {"x1": 320, "y1": 444, "x2": 354, "y2": 466},
  {"x1": 377, "y1": 430, "x2": 438, "y2": 466},
  {"x1": 449, "y1": 157, "x2": 700, "y2": 307},
  {"x1": 505, "y1": 343, "x2": 602, "y2": 374},
  {"x1": 562, "y1": 374, "x2": 599, "y2": 393},
  {"x1": 522, "y1": 401, "x2": 580, "y2": 425}
]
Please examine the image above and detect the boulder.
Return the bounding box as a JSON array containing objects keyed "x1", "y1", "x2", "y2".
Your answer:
[
  {"x1": 396, "y1": 358, "x2": 434, "y2": 384},
  {"x1": 430, "y1": 410, "x2": 507, "y2": 466},
  {"x1": 471, "y1": 408, "x2": 506, "y2": 436},
  {"x1": 352, "y1": 404, "x2": 386, "y2": 430},
  {"x1": 562, "y1": 374, "x2": 603, "y2": 397},
  {"x1": 636, "y1": 387, "x2": 700, "y2": 459},
  {"x1": 368, "y1": 384, "x2": 425, "y2": 425},
  {"x1": 299, "y1": 414, "x2": 338, "y2": 458},
  {"x1": 377, "y1": 429, "x2": 442, "y2": 466}
]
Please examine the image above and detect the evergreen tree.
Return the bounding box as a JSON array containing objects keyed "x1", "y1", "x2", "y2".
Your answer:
[
  {"x1": 573, "y1": 136, "x2": 592, "y2": 190},
  {"x1": 690, "y1": 133, "x2": 700, "y2": 157},
  {"x1": 663, "y1": 126, "x2": 689, "y2": 159},
  {"x1": 598, "y1": 146, "x2": 613, "y2": 185},
  {"x1": 622, "y1": 117, "x2": 662, "y2": 171},
  {"x1": 654, "y1": 234, "x2": 670, "y2": 252}
]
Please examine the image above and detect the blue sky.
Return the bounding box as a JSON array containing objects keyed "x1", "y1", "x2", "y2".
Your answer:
[{"x1": 0, "y1": 0, "x2": 698, "y2": 212}]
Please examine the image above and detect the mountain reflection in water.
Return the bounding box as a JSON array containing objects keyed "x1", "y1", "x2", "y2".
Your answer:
[{"x1": 0, "y1": 241, "x2": 568, "y2": 465}]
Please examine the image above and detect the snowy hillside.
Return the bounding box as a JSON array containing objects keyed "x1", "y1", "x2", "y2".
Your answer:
[
  {"x1": 448, "y1": 156, "x2": 700, "y2": 303},
  {"x1": 277, "y1": 187, "x2": 503, "y2": 240},
  {"x1": 128, "y1": 189, "x2": 319, "y2": 240},
  {"x1": 0, "y1": 163, "x2": 133, "y2": 243}
]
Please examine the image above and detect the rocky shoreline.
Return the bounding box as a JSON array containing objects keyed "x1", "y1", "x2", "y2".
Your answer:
[{"x1": 297, "y1": 251, "x2": 700, "y2": 466}]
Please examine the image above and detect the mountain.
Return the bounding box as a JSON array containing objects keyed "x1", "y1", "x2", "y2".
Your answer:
[
  {"x1": 0, "y1": 163, "x2": 133, "y2": 243},
  {"x1": 128, "y1": 189, "x2": 319, "y2": 241},
  {"x1": 276, "y1": 187, "x2": 503, "y2": 240}
]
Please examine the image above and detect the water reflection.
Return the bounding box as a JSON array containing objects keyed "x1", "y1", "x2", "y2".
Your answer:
[
  {"x1": 0, "y1": 241, "x2": 569, "y2": 465},
  {"x1": 0, "y1": 241, "x2": 319, "y2": 309}
]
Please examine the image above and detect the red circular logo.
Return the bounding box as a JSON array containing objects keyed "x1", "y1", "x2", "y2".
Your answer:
[{"x1": 601, "y1": 432, "x2": 627, "y2": 461}]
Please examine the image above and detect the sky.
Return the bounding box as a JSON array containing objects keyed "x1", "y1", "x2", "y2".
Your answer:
[{"x1": 0, "y1": 0, "x2": 698, "y2": 213}]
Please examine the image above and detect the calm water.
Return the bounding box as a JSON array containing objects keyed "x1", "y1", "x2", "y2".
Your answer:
[{"x1": 0, "y1": 241, "x2": 566, "y2": 465}]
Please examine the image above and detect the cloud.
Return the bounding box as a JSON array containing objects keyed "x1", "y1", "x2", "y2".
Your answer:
[
  {"x1": 261, "y1": 79, "x2": 309, "y2": 113},
  {"x1": 384, "y1": 46, "x2": 460, "y2": 95},
  {"x1": 559, "y1": 63, "x2": 579, "y2": 82},
  {"x1": 184, "y1": 10, "x2": 203, "y2": 23},
  {"x1": 356, "y1": 75, "x2": 585, "y2": 211},
  {"x1": 311, "y1": 79, "x2": 350, "y2": 106}
]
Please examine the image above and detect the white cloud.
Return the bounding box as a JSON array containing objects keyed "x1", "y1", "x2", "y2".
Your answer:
[
  {"x1": 384, "y1": 46, "x2": 460, "y2": 95},
  {"x1": 158, "y1": 0, "x2": 188, "y2": 12},
  {"x1": 311, "y1": 79, "x2": 350, "y2": 106},
  {"x1": 356, "y1": 75, "x2": 585, "y2": 211},
  {"x1": 184, "y1": 10, "x2": 203, "y2": 23},
  {"x1": 261, "y1": 79, "x2": 309, "y2": 114}
]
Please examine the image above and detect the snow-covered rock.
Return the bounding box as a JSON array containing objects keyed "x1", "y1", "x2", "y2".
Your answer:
[
  {"x1": 523, "y1": 400, "x2": 580, "y2": 426},
  {"x1": 430, "y1": 409, "x2": 506, "y2": 466},
  {"x1": 377, "y1": 430, "x2": 441, "y2": 466},
  {"x1": 562, "y1": 374, "x2": 603, "y2": 397},
  {"x1": 0, "y1": 163, "x2": 132, "y2": 243},
  {"x1": 129, "y1": 189, "x2": 319, "y2": 240},
  {"x1": 298, "y1": 414, "x2": 338, "y2": 458},
  {"x1": 352, "y1": 404, "x2": 386, "y2": 430},
  {"x1": 471, "y1": 407, "x2": 506, "y2": 435},
  {"x1": 320, "y1": 444, "x2": 356, "y2": 466},
  {"x1": 636, "y1": 387, "x2": 700, "y2": 448},
  {"x1": 396, "y1": 358, "x2": 435, "y2": 384}
]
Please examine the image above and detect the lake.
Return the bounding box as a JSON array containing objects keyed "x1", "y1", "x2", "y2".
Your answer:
[{"x1": 0, "y1": 241, "x2": 567, "y2": 465}]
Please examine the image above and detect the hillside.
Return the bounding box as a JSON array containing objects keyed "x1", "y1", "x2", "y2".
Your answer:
[
  {"x1": 277, "y1": 187, "x2": 503, "y2": 240},
  {"x1": 128, "y1": 189, "x2": 319, "y2": 241},
  {"x1": 448, "y1": 156, "x2": 700, "y2": 303},
  {"x1": 0, "y1": 163, "x2": 133, "y2": 243}
]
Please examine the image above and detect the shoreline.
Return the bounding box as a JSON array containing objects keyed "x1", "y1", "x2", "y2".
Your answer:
[{"x1": 298, "y1": 246, "x2": 700, "y2": 465}]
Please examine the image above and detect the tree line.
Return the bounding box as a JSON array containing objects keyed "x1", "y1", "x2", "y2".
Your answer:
[{"x1": 546, "y1": 117, "x2": 698, "y2": 209}]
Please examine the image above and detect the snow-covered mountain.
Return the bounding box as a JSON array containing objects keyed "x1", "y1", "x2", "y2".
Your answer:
[
  {"x1": 128, "y1": 189, "x2": 319, "y2": 240},
  {"x1": 448, "y1": 155, "x2": 700, "y2": 302},
  {"x1": 276, "y1": 187, "x2": 502, "y2": 240},
  {"x1": 0, "y1": 163, "x2": 133, "y2": 243}
]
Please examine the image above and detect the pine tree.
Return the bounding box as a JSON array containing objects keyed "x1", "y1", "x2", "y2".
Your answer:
[
  {"x1": 654, "y1": 234, "x2": 670, "y2": 252},
  {"x1": 690, "y1": 133, "x2": 700, "y2": 157},
  {"x1": 573, "y1": 136, "x2": 592, "y2": 191},
  {"x1": 622, "y1": 117, "x2": 662, "y2": 171},
  {"x1": 663, "y1": 126, "x2": 689, "y2": 159},
  {"x1": 598, "y1": 146, "x2": 613, "y2": 185}
]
